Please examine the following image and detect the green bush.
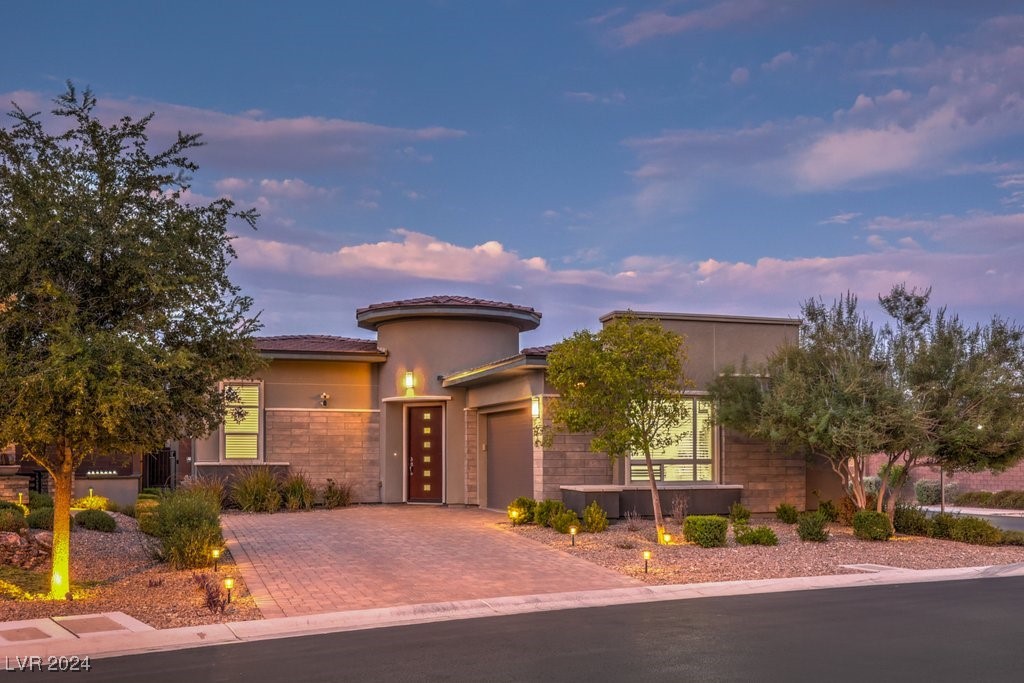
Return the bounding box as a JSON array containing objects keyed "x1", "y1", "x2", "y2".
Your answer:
[
  {"x1": 0, "y1": 500, "x2": 28, "y2": 516},
  {"x1": 282, "y1": 472, "x2": 317, "y2": 511},
  {"x1": 929, "y1": 512, "x2": 957, "y2": 539},
  {"x1": 507, "y1": 496, "x2": 537, "y2": 524},
  {"x1": 582, "y1": 501, "x2": 609, "y2": 533},
  {"x1": 729, "y1": 502, "x2": 751, "y2": 525},
  {"x1": 156, "y1": 489, "x2": 223, "y2": 569},
  {"x1": 141, "y1": 487, "x2": 164, "y2": 496},
  {"x1": 75, "y1": 509, "x2": 116, "y2": 532},
  {"x1": 26, "y1": 506, "x2": 56, "y2": 530},
  {"x1": 135, "y1": 498, "x2": 161, "y2": 536},
  {"x1": 999, "y1": 530, "x2": 1024, "y2": 546},
  {"x1": 990, "y1": 490, "x2": 1024, "y2": 509},
  {"x1": 29, "y1": 491, "x2": 53, "y2": 508},
  {"x1": 137, "y1": 492, "x2": 160, "y2": 501},
  {"x1": 550, "y1": 508, "x2": 580, "y2": 534},
  {"x1": 955, "y1": 491, "x2": 994, "y2": 507},
  {"x1": 0, "y1": 508, "x2": 27, "y2": 532},
  {"x1": 815, "y1": 499, "x2": 839, "y2": 523},
  {"x1": 181, "y1": 474, "x2": 227, "y2": 509},
  {"x1": 950, "y1": 517, "x2": 1002, "y2": 546},
  {"x1": 893, "y1": 503, "x2": 932, "y2": 536},
  {"x1": 230, "y1": 467, "x2": 282, "y2": 513},
  {"x1": 861, "y1": 476, "x2": 882, "y2": 497},
  {"x1": 853, "y1": 510, "x2": 893, "y2": 541},
  {"x1": 322, "y1": 478, "x2": 353, "y2": 509},
  {"x1": 119, "y1": 502, "x2": 136, "y2": 518},
  {"x1": 797, "y1": 511, "x2": 830, "y2": 542},
  {"x1": 71, "y1": 494, "x2": 111, "y2": 511},
  {"x1": 775, "y1": 503, "x2": 799, "y2": 524},
  {"x1": 683, "y1": 515, "x2": 729, "y2": 548},
  {"x1": 913, "y1": 479, "x2": 959, "y2": 506},
  {"x1": 533, "y1": 499, "x2": 567, "y2": 527},
  {"x1": 735, "y1": 525, "x2": 778, "y2": 546}
]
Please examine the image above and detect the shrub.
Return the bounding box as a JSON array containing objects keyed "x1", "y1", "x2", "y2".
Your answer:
[
  {"x1": 775, "y1": 503, "x2": 798, "y2": 524},
  {"x1": 119, "y1": 503, "x2": 136, "y2": 519},
  {"x1": 181, "y1": 474, "x2": 227, "y2": 509},
  {"x1": 0, "y1": 508, "x2": 27, "y2": 532},
  {"x1": 893, "y1": 503, "x2": 932, "y2": 536},
  {"x1": 955, "y1": 491, "x2": 994, "y2": 507},
  {"x1": 999, "y1": 530, "x2": 1024, "y2": 546},
  {"x1": 550, "y1": 508, "x2": 580, "y2": 534},
  {"x1": 29, "y1": 491, "x2": 53, "y2": 508},
  {"x1": 861, "y1": 476, "x2": 882, "y2": 497},
  {"x1": 797, "y1": 511, "x2": 830, "y2": 542},
  {"x1": 135, "y1": 498, "x2": 161, "y2": 536},
  {"x1": 533, "y1": 499, "x2": 567, "y2": 528},
  {"x1": 950, "y1": 517, "x2": 1002, "y2": 546},
  {"x1": 322, "y1": 478, "x2": 353, "y2": 509},
  {"x1": 991, "y1": 490, "x2": 1024, "y2": 509},
  {"x1": 230, "y1": 467, "x2": 282, "y2": 513},
  {"x1": 141, "y1": 487, "x2": 164, "y2": 496},
  {"x1": 837, "y1": 497, "x2": 858, "y2": 526},
  {"x1": 507, "y1": 496, "x2": 537, "y2": 524},
  {"x1": 729, "y1": 502, "x2": 751, "y2": 525},
  {"x1": 282, "y1": 472, "x2": 317, "y2": 511},
  {"x1": 735, "y1": 525, "x2": 778, "y2": 546},
  {"x1": 930, "y1": 512, "x2": 957, "y2": 539},
  {"x1": 811, "y1": 499, "x2": 837, "y2": 523},
  {"x1": 0, "y1": 500, "x2": 28, "y2": 516},
  {"x1": 582, "y1": 501, "x2": 609, "y2": 533},
  {"x1": 72, "y1": 494, "x2": 111, "y2": 511},
  {"x1": 156, "y1": 489, "x2": 223, "y2": 569},
  {"x1": 670, "y1": 494, "x2": 688, "y2": 523},
  {"x1": 75, "y1": 509, "x2": 116, "y2": 532},
  {"x1": 853, "y1": 510, "x2": 893, "y2": 541},
  {"x1": 26, "y1": 506, "x2": 56, "y2": 530},
  {"x1": 914, "y1": 479, "x2": 942, "y2": 505},
  {"x1": 683, "y1": 515, "x2": 728, "y2": 548},
  {"x1": 623, "y1": 508, "x2": 643, "y2": 532}
]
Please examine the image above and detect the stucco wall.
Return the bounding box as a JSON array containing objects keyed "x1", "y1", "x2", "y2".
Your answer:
[
  {"x1": 720, "y1": 429, "x2": 806, "y2": 512},
  {"x1": 261, "y1": 359, "x2": 377, "y2": 410},
  {"x1": 264, "y1": 409, "x2": 380, "y2": 503}
]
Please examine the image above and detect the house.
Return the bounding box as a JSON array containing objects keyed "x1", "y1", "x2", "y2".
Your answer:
[{"x1": 190, "y1": 295, "x2": 826, "y2": 514}]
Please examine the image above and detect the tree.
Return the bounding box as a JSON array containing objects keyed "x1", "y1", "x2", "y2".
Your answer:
[
  {"x1": 0, "y1": 84, "x2": 263, "y2": 598},
  {"x1": 545, "y1": 315, "x2": 690, "y2": 544}
]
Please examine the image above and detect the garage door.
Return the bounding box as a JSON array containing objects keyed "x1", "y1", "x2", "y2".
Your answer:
[{"x1": 486, "y1": 408, "x2": 533, "y2": 510}]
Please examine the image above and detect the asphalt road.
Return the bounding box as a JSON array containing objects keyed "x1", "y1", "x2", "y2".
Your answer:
[{"x1": 29, "y1": 576, "x2": 1024, "y2": 682}]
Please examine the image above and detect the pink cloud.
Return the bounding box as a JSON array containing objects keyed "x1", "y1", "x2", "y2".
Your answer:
[
  {"x1": 606, "y1": 0, "x2": 784, "y2": 47},
  {"x1": 761, "y1": 51, "x2": 797, "y2": 71}
]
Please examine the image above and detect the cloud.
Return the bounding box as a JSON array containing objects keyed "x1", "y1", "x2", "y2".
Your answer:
[
  {"x1": 602, "y1": 0, "x2": 789, "y2": 47},
  {"x1": 257, "y1": 178, "x2": 333, "y2": 200},
  {"x1": 761, "y1": 51, "x2": 797, "y2": 71},
  {"x1": 564, "y1": 90, "x2": 627, "y2": 105},
  {"x1": 819, "y1": 212, "x2": 861, "y2": 225},
  {"x1": 214, "y1": 177, "x2": 252, "y2": 194},
  {"x1": 730, "y1": 67, "x2": 750, "y2": 86},
  {"x1": 866, "y1": 211, "x2": 1024, "y2": 247}
]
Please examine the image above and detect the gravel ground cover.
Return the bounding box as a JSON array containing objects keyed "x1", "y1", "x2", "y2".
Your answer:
[
  {"x1": 0, "y1": 513, "x2": 261, "y2": 628},
  {"x1": 509, "y1": 515, "x2": 1024, "y2": 584}
]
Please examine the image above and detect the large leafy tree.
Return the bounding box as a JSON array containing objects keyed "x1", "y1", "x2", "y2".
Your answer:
[
  {"x1": 0, "y1": 84, "x2": 263, "y2": 598},
  {"x1": 545, "y1": 315, "x2": 690, "y2": 544}
]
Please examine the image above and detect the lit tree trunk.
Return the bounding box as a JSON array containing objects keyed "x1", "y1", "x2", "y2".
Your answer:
[
  {"x1": 643, "y1": 449, "x2": 667, "y2": 543},
  {"x1": 49, "y1": 446, "x2": 74, "y2": 600}
]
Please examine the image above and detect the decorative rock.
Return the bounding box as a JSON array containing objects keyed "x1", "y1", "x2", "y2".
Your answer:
[
  {"x1": 32, "y1": 530, "x2": 53, "y2": 548},
  {"x1": 1, "y1": 530, "x2": 24, "y2": 546}
]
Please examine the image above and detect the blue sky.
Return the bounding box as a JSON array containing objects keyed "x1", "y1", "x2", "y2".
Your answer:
[{"x1": 4, "y1": 1, "x2": 1023, "y2": 346}]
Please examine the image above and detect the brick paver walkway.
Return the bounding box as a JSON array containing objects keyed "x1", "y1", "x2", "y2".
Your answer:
[{"x1": 222, "y1": 505, "x2": 641, "y2": 618}]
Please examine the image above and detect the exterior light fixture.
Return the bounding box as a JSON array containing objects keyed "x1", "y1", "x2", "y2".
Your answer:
[
  {"x1": 663, "y1": 532, "x2": 672, "y2": 544},
  {"x1": 404, "y1": 371, "x2": 415, "y2": 391},
  {"x1": 510, "y1": 509, "x2": 520, "y2": 526},
  {"x1": 212, "y1": 548, "x2": 221, "y2": 572},
  {"x1": 531, "y1": 396, "x2": 541, "y2": 418},
  {"x1": 224, "y1": 577, "x2": 234, "y2": 604},
  {"x1": 977, "y1": 424, "x2": 984, "y2": 430},
  {"x1": 88, "y1": 487, "x2": 94, "y2": 498},
  {"x1": 18, "y1": 492, "x2": 23, "y2": 506},
  {"x1": 643, "y1": 550, "x2": 652, "y2": 573},
  {"x1": 569, "y1": 525, "x2": 577, "y2": 546},
  {"x1": 320, "y1": 392, "x2": 330, "y2": 407}
]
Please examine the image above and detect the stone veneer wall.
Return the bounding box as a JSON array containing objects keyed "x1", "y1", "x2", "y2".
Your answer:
[
  {"x1": 265, "y1": 409, "x2": 380, "y2": 503},
  {"x1": 534, "y1": 427, "x2": 613, "y2": 502},
  {"x1": 464, "y1": 408, "x2": 479, "y2": 505},
  {"x1": 720, "y1": 429, "x2": 806, "y2": 513}
]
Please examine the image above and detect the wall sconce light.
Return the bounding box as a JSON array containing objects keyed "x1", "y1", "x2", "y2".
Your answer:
[
  {"x1": 643, "y1": 550, "x2": 652, "y2": 573},
  {"x1": 531, "y1": 396, "x2": 541, "y2": 418},
  {"x1": 404, "y1": 371, "x2": 415, "y2": 391},
  {"x1": 212, "y1": 548, "x2": 221, "y2": 572},
  {"x1": 320, "y1": 392, "x2": 330, "y2": 407},
  {"x1": 224, "y1": 576, "x2": 234, "y2": 604},
  {"x1": 569, "y1": 525, "x2": 577, "y2": 546}
]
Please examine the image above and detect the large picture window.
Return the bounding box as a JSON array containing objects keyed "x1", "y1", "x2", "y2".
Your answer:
[
  {"x1": 223, "y1": 382, "x2": 261, "y2": 460},
  {"x1": 629, "y1": 397, "x2": 714, "y2": 483}
]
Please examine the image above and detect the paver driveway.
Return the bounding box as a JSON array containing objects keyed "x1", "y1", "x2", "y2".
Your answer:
[{"x1": 222, "y1": 505, "x2": 641, "y2": 618}]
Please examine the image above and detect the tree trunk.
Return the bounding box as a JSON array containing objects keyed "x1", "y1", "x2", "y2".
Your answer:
[
  {"x1": 643, "y1": 450, "x2": 667, "y2": 543},
  {"x1": 49, "y1": 448, "x2": 74, "y2": 600}
]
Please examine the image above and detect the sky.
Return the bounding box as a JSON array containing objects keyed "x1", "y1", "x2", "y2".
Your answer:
[{"x1": 3, "y1": 1, "x2": 1023, "y2": 347}]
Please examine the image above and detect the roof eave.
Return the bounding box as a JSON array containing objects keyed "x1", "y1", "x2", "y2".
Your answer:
[{"x1": 260, "y1": 351, "x2": 388, "y2": 363}]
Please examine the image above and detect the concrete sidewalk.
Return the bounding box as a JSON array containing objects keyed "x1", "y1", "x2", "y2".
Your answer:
[
  {"x1": 3, "y1": 562, "x2": 1023, "y2": 662},
  {"x1": 921, "y1": 505, "x2": 1024, "y2": 517}
]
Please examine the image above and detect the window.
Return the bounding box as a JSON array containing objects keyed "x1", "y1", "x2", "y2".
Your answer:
[
  {"x1": 223, "y1": 382, "x2": 261, "y2": 460},
  {"x1": 629, "y1": 397, "x2": 714, "y2": 483}
]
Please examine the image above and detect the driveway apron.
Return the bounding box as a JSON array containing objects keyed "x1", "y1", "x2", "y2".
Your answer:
[{"x1": 222, "y1": 506, "x2": 641, "y2": 618}]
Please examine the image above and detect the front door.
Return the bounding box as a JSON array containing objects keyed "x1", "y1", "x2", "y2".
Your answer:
[{"x1": 407, "y1": 406, "x2": 442, "y2": 503}]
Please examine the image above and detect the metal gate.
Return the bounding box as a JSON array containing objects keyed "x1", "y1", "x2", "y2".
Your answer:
[{"x1": 144, "y1": 447, "x2": 177, "y2": 490}]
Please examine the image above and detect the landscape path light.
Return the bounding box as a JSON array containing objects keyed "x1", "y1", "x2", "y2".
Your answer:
[
  {"x1": 224, "y1": 577, "x2": 234, "y2": 604},
  {"x1": 643, "y1": 550, "x2": 652, "y2": 573},
  {"x1": 569, "y1": 525, "x2": 577, "y2": 546}
]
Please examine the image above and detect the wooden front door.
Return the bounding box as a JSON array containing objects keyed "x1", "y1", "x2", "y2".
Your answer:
[{"x1": 407, "y1": 406, "x2": 442, "y2": 503}]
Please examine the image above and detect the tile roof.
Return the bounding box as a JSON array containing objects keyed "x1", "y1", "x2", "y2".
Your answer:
[
  {"x1": 254, "y1": 335, "x2": 383, "y2": 355},
  {"x1": 521, "y1": 345, "x2": 553, "y2": 356},
  {"x1": 356, "y1": 295, "x2": 540, "y2": 318}
]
